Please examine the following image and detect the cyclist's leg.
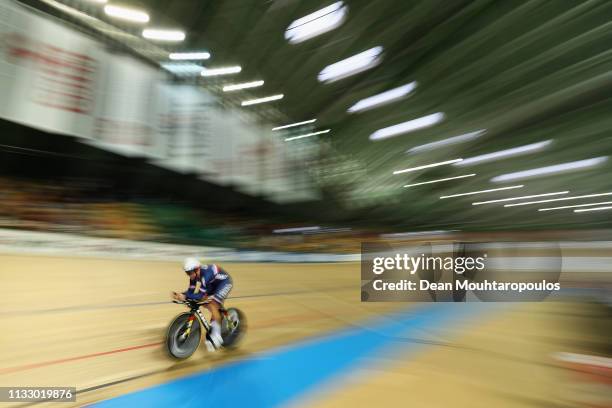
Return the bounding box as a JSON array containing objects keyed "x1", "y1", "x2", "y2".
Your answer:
[
  {"x1": 211, "y1": 279, "x2": 233, "y2": 307},
  {"x1": 205, "y1": 280, "x2": 233, "y2": 318},
  {"x1": 205, "y1": 280, "x2": 233, "y2": 346}
]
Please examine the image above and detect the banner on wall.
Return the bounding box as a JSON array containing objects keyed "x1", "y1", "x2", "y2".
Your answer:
[
  {"x1": 153, "y1": 84, "x2": 215, "y2": 173},
  {"x1": 0, "y1": 0, "x2": 100, "y2": 137},
  {"x1": 86, "y1": 54, "x2": 165, "y2": 158},
  {"x1": 0, "y1": 0, "x2": 318, "y2": 202}
]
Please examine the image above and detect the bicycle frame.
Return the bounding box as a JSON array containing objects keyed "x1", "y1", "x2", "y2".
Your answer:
[
  {"x1": 173, "y1": 299, "x2": 233, "y2": 340},
  {"x1": 174, "y1": 300, "x2": 211, "y2": 337},
  {"x1": 188, "y1": 308, "x2": 210, "y2": 337}
]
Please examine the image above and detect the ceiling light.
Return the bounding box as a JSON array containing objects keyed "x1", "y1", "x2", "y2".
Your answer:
[
  {"x1": 491, "y1": 156, "x2": 608, "y2": 182},
  {"x1": 539, "y1": 201, "x2": 612, "y2": 211},
  {"x1": 241, "y1": 94, "x2": 284, "y2": 106},
  {"x1": 43, "y1": 0, "x2": 97, "y2": 20},
  {"x1": 318, "y1": 46, "x2": 383, "y2": 83},
  {"x1": 303, "y1": 227, "x2": 352, "y2": 234},
  {"x1": 223, "y1": 80, "x2": 264, "y2": 92},
  {"x1": 272, "y1": 119, "x2": 317, "y2": 131},
  {"x1": 169, "y1": 52, "x2": 210, "y2": 60},
  {"x1": 504, "y1": 192, "x2": 612, "y2": 207},
  {"x1": 393, "y1": 158, "x2": 462, "y2": 175},
  {"x1": 439, "y1": 185, "x2": 524, "y2": 199},
  {"x1": 160, "y1": 63, "x2": 203, "y2": 76},
  {"x1": 407, "y1": 130, "x2": 485, "y2": 154},
  {"x1": 370, "y1": 112, "x2": 445, "y2": 141},
  {"x1": 84, "y1": 0, "x2": 107, "y2": 3},
  {"x1": 403, "y1": 174, "x2": 475, "y2": 188},
  {"x1": 380, "y1": 230, "x2": 458, "y2": 238},
  {"x1": 273, "y1": 226, "x2": 321, "y2": 233},
  {"x1": 201, "y1": 66, "x2": 242, "y2": 77},
  {"x1": 472, "y1": 191, "x2": 570, "y2": 205},
  {"x1": 285, "y1": 129, "x2": 330, "y2": 141},
  {"x1": 142, "y1": 29, "x2": 185, "y2": 42},
  {"x1": 104, "y1": 5, "x2": 149, "y2": 23},
  {"x1": 456, "y1": 140, "x2": 553, "y2": 167},
  {"x1": 575, "y1": 206, "x2": 612, "y2": 213},
  {"x1": 348, "y1": 82, "x2": 417, "y2": 113},
  {"x1": 285, "y1": 2, "x2": 348, "y2": 44}
]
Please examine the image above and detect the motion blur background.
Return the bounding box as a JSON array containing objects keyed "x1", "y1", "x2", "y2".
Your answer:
[{"x1": 0, "y1": 0, "x2": 610, "y2": 407}]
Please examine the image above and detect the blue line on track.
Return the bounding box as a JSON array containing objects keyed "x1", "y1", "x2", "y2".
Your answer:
[{"x1": 91, "y1": 304, "x2": 486, "y2": 408}]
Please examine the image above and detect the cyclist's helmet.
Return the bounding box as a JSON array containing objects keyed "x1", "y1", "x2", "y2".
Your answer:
[{"x1": 183, "y1": 257, "x2": 201, "y2": 273}]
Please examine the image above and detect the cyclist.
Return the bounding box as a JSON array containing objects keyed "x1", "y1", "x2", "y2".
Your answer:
[{"x1": 172, "y1": 257, "x2": 233, "y2": 349}]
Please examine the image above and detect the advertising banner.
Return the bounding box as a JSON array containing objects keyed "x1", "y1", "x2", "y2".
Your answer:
[
  {"x1": 86, "y1": 54, "x2": 164, "y2": 158},
  {"x1": 155, "y1": 84, "x2": 216, "y2": 173},
  {"x1": 0, "y1": 0, "x2": 100, "y2": 137},
  {"x1": 0, "y1": 0, "x2": 317, "y2": 201}
]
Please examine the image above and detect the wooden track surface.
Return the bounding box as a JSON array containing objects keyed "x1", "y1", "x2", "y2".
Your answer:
[
  {"x1": 0, "y1": 255, "x2": 405, "y2": 407},
  {"x1": 302, "y1": 302, "x2": 610, "y2": 408},
  {"x1": 0, "y1": 255, "x2": 608, "y2": 407}
]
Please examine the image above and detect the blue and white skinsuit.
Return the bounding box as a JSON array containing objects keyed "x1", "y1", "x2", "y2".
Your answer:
[{"x1": 183, "y1": 264, "x2": 232, "y2": 304}]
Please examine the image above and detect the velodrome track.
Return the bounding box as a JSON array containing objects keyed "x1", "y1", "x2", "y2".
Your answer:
[{"x1": 0, "y1": 254, "x2": 608, "y2": 408}]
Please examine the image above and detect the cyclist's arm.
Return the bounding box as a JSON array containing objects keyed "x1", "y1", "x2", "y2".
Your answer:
[{"x1": 183, "y1": 281, "x2": 206, "y2": 300}]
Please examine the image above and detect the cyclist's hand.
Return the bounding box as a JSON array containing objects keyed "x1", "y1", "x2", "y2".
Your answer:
[{"x1": 172, "y1": 292, "x2": 186, "y2": 301}]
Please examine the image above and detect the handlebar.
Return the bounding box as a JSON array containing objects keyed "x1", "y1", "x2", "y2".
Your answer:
[{"x1": 172, "y1": 299, "x2": 211, "y2": 306}]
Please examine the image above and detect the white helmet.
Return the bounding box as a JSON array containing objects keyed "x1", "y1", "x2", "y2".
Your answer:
[{"x1": 183, "y1": 257, "x2": 201, "y2": 272}]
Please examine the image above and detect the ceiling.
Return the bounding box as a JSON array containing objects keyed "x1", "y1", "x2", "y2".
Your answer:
[{"x1": 20, "y1": 0, "x2": 612, "y2": 230}]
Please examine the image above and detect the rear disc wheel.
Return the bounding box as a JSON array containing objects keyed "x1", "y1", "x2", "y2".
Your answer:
[{"x1": 221, "y1": 307, "x2": 246, "y2": 349}]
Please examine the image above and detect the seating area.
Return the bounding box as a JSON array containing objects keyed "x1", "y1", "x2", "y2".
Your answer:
[
  {"x1": 0, "y1": 176, "x2": 377, "y2": 253},
  {"x1": 0, "y1": 177, "x2": 241, "y2": 246}
]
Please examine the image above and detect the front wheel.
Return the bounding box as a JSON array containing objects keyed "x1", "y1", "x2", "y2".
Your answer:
[
  {"x1": 166, "y1": 312, "x2": 201, "y2": 359},
  {"x1": 221, "y1": 307, "x2": 246, "y2": 349}
]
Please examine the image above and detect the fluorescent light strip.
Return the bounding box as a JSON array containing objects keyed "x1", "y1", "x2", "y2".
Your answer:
[
  {"x1": 440, "y1": 185, "x2": 524, "y2": 199},
  {"x1": 403, "y1": 174, "x2": 475, "y2": 188},
  {"x1": 575, "y1": 206, "x2": 612, "y2": 213},
  {"x1": 303, "y1": 227, "x2": 352, "y2": 234},
  {"x1": 539, "y1": 201, "x2": 612, "y2": 211},
  {"x1": 393, "y1": 158, "x2": 462, "y2": 175},
  {"x1": 104, "y1": 5, "x2": 149, "y2": 23},
  {"x1": 42, "y1": 0, "x2": 97, "y2": 20},
  {"x1": 491, "y1": 156, "x2": 608, "y2": 182},
  {"x1": 169, "y1": 52, "x2": 210, "y2": 60},
  {"x1": 160, "y1": 63, "x2": 203, "y2": 76},
  {"x1": 285, "y1": 129, "x2": 330, "y2": 141},
  {"x1": 272, "y1": 119, "x2": 317, "y2": 131},
  {"x1": 348, "y1": 82, "x2": 417, "y2": 113},
  {"x1": 85, "y1": 0, "x2": 107, "y2": 3},
  {"x1": 142, "y1": 29, "x2": 185, "y2": 42},
  {"x1": 285, "y1": 1, "x2": 348, "y2": 44},
  {"x1": 370, "y1": 112, "x2": 445, "y2": 141},
  {"x1": 318, "y1": 46, "x2": 383, "y2": 83},
  {"x1": 456, "y1": 140, "x2": 553, "y2": 167},
  {"x1": 201, "y1": 66, "x2": 242, "y2": 76},
  {"x1": 223, "y1": 80, "x2": 264, "y2": 92},
  {"x1": 273, "y1": 226, "x2": 320, "y2": 233},
  {"x1": 241, "y1": 94, "x2": 284, "y2": 106},
  {"x1": 472, "y1": 191, "x2": 569, "y2": 205},
  {"x1": 407, "y1": 130, "x2": 485, "y2": 154},
  {"x1": 504, "y1": 192, "x2": 612, "y2": 207},
  {"x1": 380, "y1": 230, "x2": 458, "y2": 238}
]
